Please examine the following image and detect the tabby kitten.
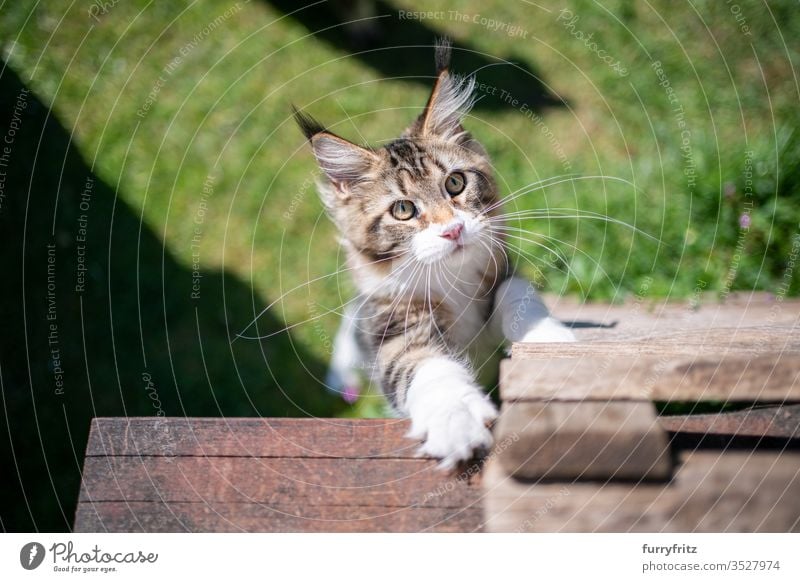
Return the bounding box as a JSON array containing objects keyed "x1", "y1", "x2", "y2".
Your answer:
[{"x1": 294, "y1": 40, "x2": 574, "y2": 468}]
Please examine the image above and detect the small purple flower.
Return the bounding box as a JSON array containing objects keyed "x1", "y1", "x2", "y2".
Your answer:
[
  {"x1": 342, "y1": 385, "x2": 360, "y2": 404},
  {"x1": 723, "y1": 182, "x2": 736, "y2": 198},
  {"x1": 739, "y1": 213, "x2": 751, "y2": 229}
]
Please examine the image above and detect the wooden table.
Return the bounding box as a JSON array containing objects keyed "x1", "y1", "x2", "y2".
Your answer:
[
  {"x1": 75, "y1": 293, "x2": 800, "y2": 532},
  {"x1": 74, "y1": 417, "x2": 484, "y2": 532}
]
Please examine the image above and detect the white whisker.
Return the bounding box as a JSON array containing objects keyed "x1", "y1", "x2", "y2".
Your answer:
[
  {"x1": 490, "y1": 225, "x2": 617, "y2": 289},
  {"x1": 481, "y1": 174, "x2": 646, "y2": 217},
  {"x1": 486, "y1": 209, "x2": 661, "y2": 243},
  {"x1": 235, "y1": 248, "x2": 414, "y2": 341}
]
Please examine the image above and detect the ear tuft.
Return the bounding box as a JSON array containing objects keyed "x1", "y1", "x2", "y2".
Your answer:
[
  {"x1": 420, "y1": 72, "x2": 476, "y2": 141},
  {"x1": 435, "y1": 37, "x2": 451, "y2": 73},
  {"x1": 292, "y1": 106, "x2": 377, "y2": 186},
  {"x1": 292, "y1": 105, "x2": 326, "y2": 141},
  {"x1": 406, "y1": 39, "x2": 476, "y2": 142}
]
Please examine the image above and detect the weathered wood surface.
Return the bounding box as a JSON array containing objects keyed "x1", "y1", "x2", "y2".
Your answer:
[
  {"x1": 509, "y1": 299, "x2": 799, "y2": 402},
  {"x1": 75, "y1": 502, "x2": 482, "y2": 533},
  {"x1": 490, "y1": 293, "x2": 800, "y2": 531},
  {"x1": 500, "y1": 351, "x2": 800, "y2": 402},
  {"x1": 541, "y1": 292, "x2": 800, "y2": 343},
  {"x1": 83, "y1": 417, "x2": 420, "y2": 458},
  {"x1": 75, "y1": 418, "x2": 484, "y2": 533},
  {"x1": 511, "y1": 326, "x2": 799, "y2": 358},
  {"x1": 482, "y1": 450, "x2": 800, "y2": 532},
  {"x1": 659, "y1": 405, "x2": 800, "y2": 439},
  {"x1": 507, "y1": 295, "x2": 799, "y2": 404},
  {"x1": 76, "y1": 296, "x2": 800, "y2": 532},
  {"x1": 495, "y1": 401, "x2": 672, "y2": 480}
]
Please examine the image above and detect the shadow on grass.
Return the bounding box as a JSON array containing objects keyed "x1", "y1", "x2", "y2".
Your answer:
[
  {"x1": 0, "y1": 62, "x2": 342, "y2": 532},
  {"x1": 266, "y1": 0, "x2": 566, "y2": 112}
]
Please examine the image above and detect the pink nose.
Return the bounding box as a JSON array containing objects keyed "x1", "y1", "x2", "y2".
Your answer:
[{"x1": 440, "y1": 222, "x2": 464, "y2": 241}]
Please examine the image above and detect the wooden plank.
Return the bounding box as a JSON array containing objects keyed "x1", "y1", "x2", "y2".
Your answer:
[
  {"x1": 78, "y1": 456, "x2": 480, "y2": 507},
  {"x1": 482, "y1": 450, "x2": 800, "y2": 532},
  {"x1": 512, "y1": 326, "x2": 799, "y2": 357},
  {"x1": 84, "y1": 417, "x2": 419, "y2": 458},
  {"x1": 495, "y1": 401, "x2": 671, "y2": 480},
  {"x1": 500, "y1": 352, "x2": 800, "y2": 402},
  {"x1": 74, "y1": 501, "x2": 482, "y2": 533},
  {"x1": 75, "y1": 418, "x2": 485, "y2": 533},
  {"x1": 659, "y1": 405, "x2": 800, "y2": 439},
  {"x1": 546, "y1": 294, "x2": 800, "y2": 343}
]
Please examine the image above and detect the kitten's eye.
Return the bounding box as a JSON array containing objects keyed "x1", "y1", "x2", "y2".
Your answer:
[
  {"x1": 391, "y1": 199, "x2": 416, "y2": 220},
  {"x1": 444, "y1": 171, "x2": 466, "y2": 196}
]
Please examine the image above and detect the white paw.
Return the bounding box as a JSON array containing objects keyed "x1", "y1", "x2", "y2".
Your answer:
[
  {"x1": 404, "y1": 358, "x2": 498, "y2": 469},
  {"x1": 519, "y1": 317, "x2": 576, "y2": 343}
]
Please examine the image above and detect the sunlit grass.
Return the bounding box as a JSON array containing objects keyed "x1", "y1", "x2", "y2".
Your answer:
[{"x1": 2, "y1": 0, "x2": 798, "y2": 394}]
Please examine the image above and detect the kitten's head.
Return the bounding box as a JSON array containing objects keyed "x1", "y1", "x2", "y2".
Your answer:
[{"x1": 294, "y1": 40, "x2": 501, "y2": 267}]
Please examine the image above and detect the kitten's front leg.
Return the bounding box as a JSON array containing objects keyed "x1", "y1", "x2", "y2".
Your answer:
[
  {"x1": 378, "y1": 343, "x2": 497, "y2": 469},
  {"x1": 326, "y1": 306, "x2": 365, "y2": 403},
  {"x1": 491, "y1": 276, "x2": 576, "y2": 343}
]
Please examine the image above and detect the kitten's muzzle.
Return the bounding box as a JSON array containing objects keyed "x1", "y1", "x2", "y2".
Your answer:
[{"x1": 439, "y1": 221, "x2": 464, "y2": 242}]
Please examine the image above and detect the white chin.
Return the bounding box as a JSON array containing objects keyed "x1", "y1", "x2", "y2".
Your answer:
[{"x1": 415, "y1": 242, "x2": 463, "y2": 265}]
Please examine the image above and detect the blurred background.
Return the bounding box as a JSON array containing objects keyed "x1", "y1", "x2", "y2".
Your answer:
[{"x1": 0, "y1": 0, "x2": 798, "y2": 531}]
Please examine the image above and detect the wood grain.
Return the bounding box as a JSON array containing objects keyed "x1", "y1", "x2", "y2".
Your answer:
[
  {"x1": 74, "y1": 501, "x2": 483, "y2": 533},
  {"x1": 545, "y1": 295, "x2": 800, "y2": 343},
  {"x1": 512, "y1": 326, "x2": 799, "y2": 357},
  {"x1": 500, "y1": 352, "x2": 800, "y2": 402},
  {"x1": 74, "y1": 418, "x2": 485, "y2": 533},
  {"x1": 482, "y1": 450, "x2": 800, "y2": 532},
  {"x1": 78, "y1": 456, "x2": 479, "y2": 507},
  {"x1": 83, "y1": 417, "x2": 419, "y2": 458},
  {"x1": 76, "y1": 305, "x2": 800, "y2": 535},
  {"x1": 660, "y1": 405, "x2": 800, "y2": 439},
  {"x1": 495, "y1": 401, "x2": 671, "y2": 480}
]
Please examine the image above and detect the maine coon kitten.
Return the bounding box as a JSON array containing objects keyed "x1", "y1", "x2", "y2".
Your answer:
[{"x1": 294, "y1": 40, "x2": 575, "y2": 468}]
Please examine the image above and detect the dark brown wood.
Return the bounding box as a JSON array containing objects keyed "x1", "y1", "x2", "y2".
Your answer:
[
  {"x1": 495, "y1": 401, "x2": 671, "y2": 481},
  {"x1": 659, "y1": 405, "x2": 800, "y2": 439},
  {"x1": 500, "y1": 351, "x2": 800, "y2": 402},
  {"x1": 84, "y1": 417, "x2": 419, "y2": 458},
  {"x1": 483, "y1": 450, "x2": 800, "y2": 532},
  {"x1": 75, "y1": 418, "x2": 484, "y2": 533},
  {"x1": 74, "y1": 501, "x2": 483, "y2": 533},
  {"x1": 79, "y1": 456, "x2": 479, "y2": 507}
]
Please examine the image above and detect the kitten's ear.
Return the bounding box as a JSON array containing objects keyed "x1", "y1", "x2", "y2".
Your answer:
[
  {"x1": 293, "y1": 106, "x2": 377, "y2": 187},
  {"x1": 408, "y1": 38, "x2": 476, "y2": 142}
]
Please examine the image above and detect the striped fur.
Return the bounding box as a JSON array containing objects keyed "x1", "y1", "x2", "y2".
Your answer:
[{"x1": 295, "y1": 40, "x2": 572, "y2": 468}]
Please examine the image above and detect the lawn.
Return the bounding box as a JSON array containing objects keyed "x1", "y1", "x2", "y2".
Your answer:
[{"x1": 0, "y1": 0, "x2": 798, "y2": 531}]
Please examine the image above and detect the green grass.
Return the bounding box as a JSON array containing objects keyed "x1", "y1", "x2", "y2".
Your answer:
[
  {"x1": 5, "y1": 0, "x2": 799, "y2": 324},
  {"x1": 0, "y1": 0, "x2": 798, "y2": 530}
]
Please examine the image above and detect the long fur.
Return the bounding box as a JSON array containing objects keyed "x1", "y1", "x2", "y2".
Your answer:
[{"x1": 294, "y1": 38, "x2": 574, "y2": 468}]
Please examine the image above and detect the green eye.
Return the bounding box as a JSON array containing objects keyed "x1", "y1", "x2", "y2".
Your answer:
[
  {"x1": 444, "y1": 171, "x2": 466, "y2": 196},
  {"x1": 391, "y1": 200, "x2": 416, "y2": 220}
]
